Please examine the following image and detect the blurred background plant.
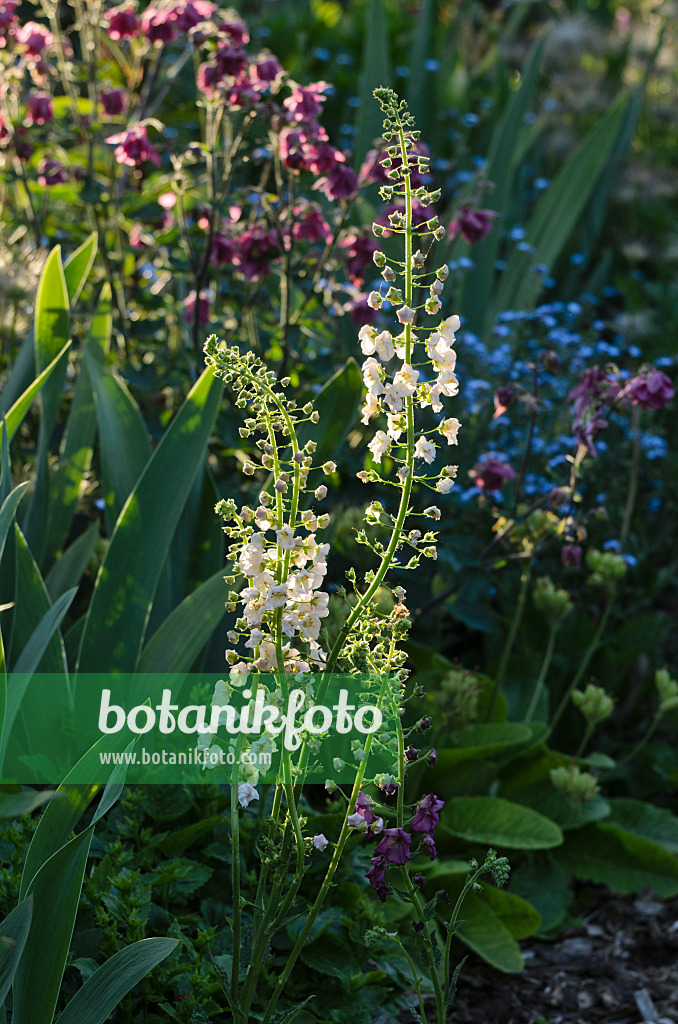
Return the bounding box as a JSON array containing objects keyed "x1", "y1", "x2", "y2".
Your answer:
[{"x1": 1, "y1": 0, "x2": 678, "y2": 1019}]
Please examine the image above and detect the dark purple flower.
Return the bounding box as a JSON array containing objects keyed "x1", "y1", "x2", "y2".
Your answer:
[
  {"x1": 16, "y1": 20, "x2": 52, "y2": 55},
  {"x1": 493, "y1": 385, "x2": 514, "y2": 419},
  {"x1": 216, "y1": 14, "x2": 249, "y2": 45},
  {"x1": 291, "y1": 204, "x2": 331, "y2": 245},
  {"x1": 375, "y1": 828, "x2": 411, "y2": 865},
  {"x1": 26, "y1": 92, "x2": 53, "y2": 125},
  {"x1": 182, "y1": 289, "x2": 211, "y2": 326},
  {"x1": 412, "y1": 920, "x2": 425, "y2": 933},
  {"x1": 232, "y1": 224, "x2": 280, "y2": 281},
  {"x1": 366, "y1": 854, "x2": 390, "y2": 901},
  {"x1": 101, "y1": 87, "x2": 127, "y2": 117},
  {"x1": 450, "y1": 207, "x2": 498, "y2": 244},
  {"x1": 37, "y1": 158, "x2": 67, "y2": 186},
  {"x1": 210, "y1": 232, "x2": 235, "y2": 265},
  {"x1": 283, "y1": 81, "x2": 330, "y2": 121},
  {"x1": 623, "y1": 367, "x2": 674, "y2": 410},
  {"x1": 567, "y1": 366, "x2": 619, "y2": 456},
  {"x1": 414, "y1": 873, "x2": 426, "y2": 889},
  {"x1": 420, "y1": 717, "x2": 431, "y2": 731},
  {"x1": 421, "y1": 832, "x2": 438, "y2": 860},
  {"x1": 340, "y1": 230, "x2": 378, "y2": 286},
  {"x1": 427, "y1": 748, "x2": 437, "y2": 766},
  {"x1": 104, "y1": 5, "x2": 141, "y2": 40},
  {"x1": 173, "y1": 0, "x2": 216, "y2": 33},
  {"x1": 411, "y1": 793, "x2": 445, "y2": 834},
  {"x1": 347, "y1": 294, "x2": 379, "y2": 326},
  {"x1": 315, "y1": 161, "x2": 358, "y2": 202},
  {"x1": 405, "y1": 747, "x2": 419, "y2": 762},
  {"x1": 106, "y1": 123, "x2": 161, "y2": 167},
  {"x1": 0, "y1": 1, "x2": 19, "y2": 49},
  {"x1": 355, "y1": 791, "x2": 377, "y2": 825},
  {"x1": 141, "y1": 6, "x2": 177, "y2": 43},
  {"x1": 470, "y1": 455, "x2": 516, "y2": 492},
  {"x1": 561, "y1": 544, "x2": 582, "y2": 568},
  {"x1": 250, "y1": 55, "x2": 282, "y2": 89}
]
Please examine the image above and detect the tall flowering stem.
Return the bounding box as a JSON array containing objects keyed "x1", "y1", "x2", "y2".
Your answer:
[{"x1": 203, "y1": 87, "x2": 468, "y2": 1024}]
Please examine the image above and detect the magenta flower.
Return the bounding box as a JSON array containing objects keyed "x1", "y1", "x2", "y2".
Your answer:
[
  {"x1": 366, "y1": 855, "x2": 390, "y2": 902},
  {"x1": 216, "y1": 13, "x2": 249, "y2": 45},
  {"x1": 224, "y1": 73, "x2": 258, "y2": 111},
  {"x1": 16, "y1": 20, "x2": 53, "y2": 55},
  {"x1": 375, "y1": 828, "x2": 411, "y2": 865},
  {"x1": 623, "y1": 367, "x2": 674, "y2": 410},
  {"x1": 101, "y1": 87, "x2": 127, "y2": 117},
  {"x1": 210, "y1": 232, "x2": 236, "y2": 265},
  {"x1": 141, "y1": 6, "x2": 177, "y2": 42},
  {"x1": 291, "y1": 204, "x2": 331, "y2": 245},
  {"x1": 341, "y1": 230, "x2": 378, "y2": 286},
  {"x1": 0, "y1": 1, "x2": 19, "y2": 49},
  {"x1": 493, "y1": 385, "x2": 514, "y2": 419},
  {"x1": 182, "y1": 290, "x2": 211, "y2": 326},
  {"x1": 284, "y1": 81, "x2": 330, "y2": 121},
  {"x1": 347, "y1": 294, "x2": 379, "y2": 326},
  {"x1": 37, "y1": 158, "x2": 67, "y2": 186},
  {"x1": 450, "y1": 207, "x2": 498, "y2": 244},
  {"x1": 561, "y1": 544, "x2": 582, "y2": 568},
  {"x1": 315, "y1": 162, "x2": 358, "y2": 202},
  {"x1": 173, "y1": 0, "x2": 216, "y2": 32},
  {"x1": 26, "y1": 92, "x2": 54, "y2": 125},
  {"x1": 106, "y1": 123, "x2": 161, "y2": 167},
  {"x1": 411, "y1": 793, "x2": 445, "y2": 833},
  {"x1": 128, "y1": 223, "x2": 148, "y2": 250},
  {"x1": 216, "y1": 42, "x2": 248, "y2": 78},
  {"x1": 470, "y1": 455, "x2": 516, "y2": 492},
  {"x1": 104, "y1": 5, "x2": 141, "y2": 40},
  {"x1": 567, "y1": 366, "x2": 619, "y2": 455},
  {"x1": 354, "y1": 791, "x2": 378, "y2": 825},
  {"x1": 250, "y1": 55, "x2": 282, "y2": 89},
  {"x1": 232, "y1": 225, "x2": 279, "y2": 281}
]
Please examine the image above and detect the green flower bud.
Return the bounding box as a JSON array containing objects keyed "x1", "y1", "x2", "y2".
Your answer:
[
  {"x1": 656, "y1": 668, "x2": 678, "y2": 715},
  {"x1": 533, "y1": 576, "x2": 573, "y2": 626},
  {"x1": 586, "y1": 549, "x2": 627, "y2": 593},
  {"x1": 550, "y1": 764, "x2": 599, "y2": 803},
  {"x1": 572, "y1": 683, "x2": 614, "y2": 726}
]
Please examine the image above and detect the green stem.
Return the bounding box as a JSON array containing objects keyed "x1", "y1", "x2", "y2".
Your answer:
[
  {"x1": 230, "y1": 746, "x2": 242, "y2": 1004},
  {"x1": 620, "y1": 404, "x2": 641, "y2": 548},
  {"x1": 613, "y1": 713, "x2": 660, "y2": 772},
  {"x1": 486, "y1": 556, "x2": 533, "y2": 721},
  {"x1": 549, "y1": 597, "x2": 612, "y2": 736},
  {"x1": 524, "y1": 625, "x2": 558, "y2": 723},
  {"x1": 574, "y1": 721, "x2": 595, "y2": 759}
]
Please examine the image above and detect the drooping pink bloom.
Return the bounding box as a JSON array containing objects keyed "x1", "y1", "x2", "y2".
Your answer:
[
  {"x1": 210, "y1": 232, "x2": 236, "y2": 265},
  {"x1": 215, "y1": 42, "x2": 247, "y2": 78},
  {"x1": 375, "y1": 828, "x2": 411, "y2": 865},
  {"x1": 250, "y1": 54, "x2": 282, "y2": 89},
  {"x1": 182, "y1": 289, "x2": 211, "y2": 325},
  {"x1": 0, "y1": 1, "x2": 19, "y2": 48},
  {"x1": 315, "y1": 161, "x2": 358, "y2": 202},
  {"x1": 232, "y1": 225, "x2": 279, "y2": 281},
  {"x1": 450, "y1": 207, "x2": 498, "y2": 244},
  {"x1": 567, "y1": 366, "x2": 620, "y2": 456},
  {"x1": 216, "y1": 13, "x2": 249, "y2": 45},
  {"x1": 141, "y1": 6, "x2": 177, "y2": 43},
  {"x1": 283, "y1": 81, "x2": 330, "y2": 121},
  {"x1": 37, "y1": 158, "x2": 67, "y2": 185},
  {"x1": 104, "y1": 5, "x2": 141, "y2": 40},
  {"x1": 106, "y1": 123, "x2": 161, "y2": 167},
  {"x1": 622, "y1": 367, "x2": 674, "y2": 410},
  {"x1": 224, "y1": 72, "x2": 258, "y2": 110},
  {"x1": 101, "y1": 87, "x2": 127, "y2": 117},
  {"x1": 15, "y1": 20, "x2": 52, "y2": 55},
  {"x1": 561, "y1": 544, "x2": 582, "y2": 568},
  {"x1": 411, "y1": 794, "x2": 445, "y2": 833},
  {"x1": 493, "y1": 385, "x2": 514, "y2": 419},
  {"x1": 340, "y1": 230, "x2": 378, "y2": 285},
  {"x1": 291, "y1": 204, "x2": 331, "y2": 245},
  {"x1": 470, "y1": 455, "x2": 517, "y2": 492},
  {"x1": 26, "y1": 92, "x2": 54, "y2": 125},
  {"x1": 354, "y1": 791, "x2": 378, "y2": 826},
  {"x1": 173, "y1": 0, "x2": 216, "y2": 32}
]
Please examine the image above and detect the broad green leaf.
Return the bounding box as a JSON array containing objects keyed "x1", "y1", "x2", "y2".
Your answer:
[
  {"x1": 46, "y1": 521, "x2": 99, "y2": 601},
  {"x1": 406, "y1": 0, "x2": 436, "y2": 139},
  {"x1": 56, "y1": 937, "x2": 178, "y2": 1024},
  {"x1": 456, "y1": 895, "x2": 525, "y2": 973},
  {"x1": 459, "y1": 34, "x2": 548, "y2": 334},
  {"x1": 296, "y1": 357, "x2": 363, "y2": 468},
  {"x1": 556, "y1": 821, "x2": 678, "y2": 897},
  {"x1": 353, "y1": 0, "x2": 391, "y2": 167},
  {"x1": 605, "y1": 799, "x2": 678, "y2": 856},
  {"x1": 0, "y1": 340, "x2": 72, "y2": 452},
  {"x1": 77, "y1": 366, "x2": 223, "y2": 673},
  {"x1": 0, "y1": 897, "x2": 33, "y2": 1002},
  {"x1": 480, "y1": 884, "x2": 541, "y2": 940},
  {"x1": 23, "y1": 248, "x2": 71, "y2": 562},
  {"x1": 138, "y1": 568, "x2": 229, "y2": 673},
  {"x1": 63, "y1": 232, "x2": 97, "y2": 304},
  {"x1": 0, "y1": 483, "x2": 29, "y2": 567},
  {"x1": 13, "y1": 826, "x2": 94, "y2": 1024},
  {"x1": 441, "y1": 796, "x2": 563, "y2": 849},
  {"x1": 511, "y1": 856, "x2": 572, "y2": 935},
  {"x1": 47, "y1": 285, "x2": 111, "y2": 557},
  {"x1": 0, "y1": 789, "x2": 55, "y2": 820},
  {"x1": 0, "y1": 334, "x2": 33, "y2": 419},
  {"x1": 9, "y1": 526, "x2": 67, "y2": 674},
  {"x1": 84, "y1": 348, "x2": 151, "y2": 536},
  {"x1": 157, "y1": 816, "x2": 223, "y2": 855},
  {"x1": 491, "y1": 96, "x2": 629, "y2": 319},
  {"x1": 163, "y1": 465, "x2": 223, "y2": 615}
]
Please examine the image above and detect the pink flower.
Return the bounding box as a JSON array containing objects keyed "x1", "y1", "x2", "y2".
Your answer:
[
  {"x1": 0, "y1": 1, "x2": 19, "y2": 49},
  {"x1": 224, "y1": 73, "x2": 258, "y2": 110},
  {"x1": 216, "y1": 42, "x2": 248, "y2": 78},
  {"x1": 561, "y1": 544, "x2": 582, "y2": 568},
  {"x1": 210, "y1": 232, "x2": 236, "y2": 265},
  {"x1": 232, "y1": 225, "x2": 279, "y2": 280},
  {"x1": 140, "y1": 6, "x2": 177, "y2": 43},
  {"x1": 315, "y1": 161, "x2": 358, "y2": 202},
  {"x1": 450, "y1": 207, "x2": 498, "y2": 244},
  {"x1": 411, "y1": 793, "x2": 445, "y2": 833},
  {"x1": 182, "y1": 290, "x2": 211, "y2": 325},
  {"x1": 37, "y1": 158, "x2": 67, "y2": 185},
  {"x1": 16, "y1": 20, "x2": 53, "y2": 55},
  {"x1": 106, "y1": 123, "x2": 161, "y2": 167},
  {"x1": 622, "y1": 367, "x2": 674, "y2": 410},
  {"x1": 250, "y1": 55, "x2": 282, "y2": 89},
  {"x1": 346, "y1": 294, "x2": 379, "y2": 326},
  {"x1": 129, "y1": 223, "x2": 148, "y2": 249},
  {"x1": 173, "y1": 0, "x2": 216, "y2": 32},
  {"x1": 291, "y1": 204, "x2": 331, "y2": 245},
  {"x1": 216, "y1": 13, "x2": 249, "y2": 45},
  {"x1": 101, "y1": 87, "x2": 127, "y2": 117},
  {"x1": 340, "y1": 230, "x2": 378, "y2": 285},
  {"x1": 375, "y1": 828, "x2": 411, "y2": 865},
  {"x1": 567, "y1": 366, "x2": 619, "y2": 455},
  {"x1": 26, "y1": 92, "x2": 54, "y2": 125},
  {"x1": 283, "y1": 81, "x2": 330, "y2": 121},
  {"x1": 470, "y1": 455, "x2": 516, "y2": 492},
  {"x1": 104, "y1": 5, "x2": 141, "y2": 40}
]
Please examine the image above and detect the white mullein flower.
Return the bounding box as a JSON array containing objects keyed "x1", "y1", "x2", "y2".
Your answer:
[
  {"x1": 436, "y1": 477, "x2": 455, "y2": 493},
  {"x1": 367, "y1": 290, "x2": 383, "y2": 309},
  {"x1": 361, "y1": 392, "x2": 380, "y2": 424},
  {"x1": 438, "y1": 314, "x2": 460, "y2": 343},
  {"x1": 386, "y1": 412, "x2": 406, "y2": 440},
  {"x1": 414, "y1": 437, "x2": 436, "y2": 463},
  {"x1": 238, "y1": 783, "x2": 259, "y2": 808},
  {"x1": 275, "y1": 525, "x2": 296, "y2": 550},
  {"x1": 391, "y1": 363, "x2": 419, "y2": 399},
  {"x1": 396, "y1": 304, "x2": 414, "y2": 324},
  {"x1": 313, "y1": 834, "x2": 329, "y2": 850},
  {"x1": 368, "y1": 430, "x2": 390, "y2": 464},
  {"x1": 439, "y1": 417, "x2": 461, "y2": 444},
  {"x1": 374, "y1": 330, "x2": 395, "y2": 361}
]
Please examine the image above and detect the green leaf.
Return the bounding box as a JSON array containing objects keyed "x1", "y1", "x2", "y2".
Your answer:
[
  {"x1": 63, "y1": 232, "x2": 97, "y2": 305},
  {"x1": 480, "y1": 884, "x2": 541, "y2": 940},
  {"x1": 9, "y1": 526, "x2": 68, "y2": 674},
  {"x1": 511, "y1": 855, "x2": 572, "y2": 935},
  {"x1": 0, "y1": 483, "x2": 30, "y2": 567},
  {"x1": 604, "y1": 799, "x2": 678, "y2": 856},
  {"x1": 556, "y1": 821, "x2": 678, "y2": 897},
  {"x1": 138, "y1": 568, "x2": 229, "y2": 673},
  {"x1": 455, "y1": 895, "x2": 525, "y2": 974},
  {"x1": 77, "y1": 366, "x2": 223, "y2": 673},
  {"x1": 0, "y1": 897, "x2": 33, "y2": 1002},
  {"x1": 45, "y1": 521, "x2": 99, "y2": 601},
  {"x1": 491, "y1": 95, "x2": 630, "y2": 319},
  {"x1": 12, "y1": 826, "x2": 94, "y2": 1024},
  {"x1": 0, "y1": 341, "x2": 72, "y2": 452},
  {"x1": 353, "y1": 0, "x2": 391, "y2": 167},
  {"x1": 157, "y1": 816, "x2": 223, "y2": 856},
  {"x1": 84, "y1": 349, "x2": 151, "y2": 536},
  {"x1": 0, "y1": 789, "x2": 55, "y2": 821},
  {"x1": 55, "y1": 937, "x2": 178, "y2": 1024},
  {"x1": 441, "y1": 796, "x2": 563, "y2": 849}
]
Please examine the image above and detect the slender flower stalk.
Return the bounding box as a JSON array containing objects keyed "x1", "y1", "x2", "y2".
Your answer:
[{"x1": 524, "y1": 623, "x2": 558, "y2": 724}]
